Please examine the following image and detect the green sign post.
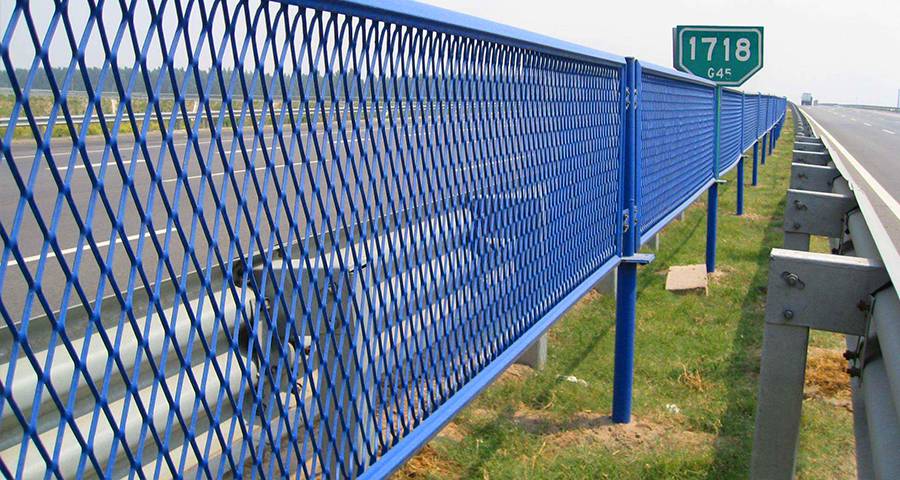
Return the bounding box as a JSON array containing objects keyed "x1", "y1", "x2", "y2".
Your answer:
[
  {"x1": 672, "y1": 26, "x2": 766, "y2": 274},
  {"x1": 673, "y1": 26, "x2": 764, "y2": 86}
]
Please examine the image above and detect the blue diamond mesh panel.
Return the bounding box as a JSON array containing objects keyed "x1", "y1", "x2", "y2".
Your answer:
[
  {"x1": 742, "y1": 94, "x2": 759, "y2": 151},
  {"x1": 718, "y1": 89, "x2": 743, "y2": 174},
  {"x1": 0, "y1": 1, "x2": 623, "y2": 477},
  {"x1": 638, "y1": 73, "x2": 714, "y2": 236},
  {"x1": 757, "y1": 95, "x2": 768, "y2": 136},
  {"x1": 770, "y1": 98, "x2": 776, "y2": 127}
]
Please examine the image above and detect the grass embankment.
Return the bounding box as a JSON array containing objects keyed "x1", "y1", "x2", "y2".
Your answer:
[{"x1": 397, "y1": 111, "x2": 855, "y2": 479}]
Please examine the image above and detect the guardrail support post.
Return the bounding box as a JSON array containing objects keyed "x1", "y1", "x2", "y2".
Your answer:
[
  {"x1": 761, "y1": 132, "x2": 767, "y2": 165},
  {"x1": 751, "y1": 322, "x2": 810, "y2": 480},
  {"x1": 790, "y1": 163, "x2": 837, "y2": 192},
  {"x1": 736, "y1": 157, "x2": 745, "y2": 215},
  {"x1": 751, "y1": 249, "x2": 887, "y2": 479},
  {"x1": 783, "y1": 189, "x2": 856, "y2": 251},
  {"x1": 792, "y1": 149, "x2": 830, "y2": 165},
  {"x1": 752, "y1": 141, "x2": 759, "y2": 186}
]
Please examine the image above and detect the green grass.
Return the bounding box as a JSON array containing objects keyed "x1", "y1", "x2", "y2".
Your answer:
[{"x1": 396, "y1": 112, "x2": 854, "y2": 479}]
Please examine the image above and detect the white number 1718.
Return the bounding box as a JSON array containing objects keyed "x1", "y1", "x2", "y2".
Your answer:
[{"x1": 688, "y1": 36, "x2": 751, "y2": 62}]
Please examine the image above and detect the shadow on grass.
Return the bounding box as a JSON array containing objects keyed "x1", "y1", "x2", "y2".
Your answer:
[
  {"x1": 705, "y1": 146, "x2": 793, "y2": 478},
  {"x1": 529, "y1": 316, "x2": 616, "y2": 409},
  {"x1": 457, "y1": 300, "x2": 618, "y2": 475},
  {"x1": 638, "y1": 211, "x2": 706, "y2": 293}
]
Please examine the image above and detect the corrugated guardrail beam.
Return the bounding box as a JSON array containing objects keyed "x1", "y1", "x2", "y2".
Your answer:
[{"x1": 751, "y1": 107, "x2": 900, "y2": 480}]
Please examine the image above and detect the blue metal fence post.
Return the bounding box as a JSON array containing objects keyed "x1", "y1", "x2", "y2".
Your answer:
[
  {"x1": 737, "y1": 157, "x2": 745, "y2": 215},
  {"x1": 761, "y1": 132, "x2": 767, "y2": 165},
  {"x1": 613, "y1": 260, "x2": 638, "y2": 423},
  {"x1": 706, "y1": 86, "x2": 722, "y2": 273},
  {"x1": 737, "y1": 93, "x2": 745, "y2": 216},
  {"x1": 752, "y1": 141, "x2": 759, "y2": 186},
  {"x1": 613, "y1": 58, "x2": 638, "y2": 424},
  {"x1": 707, "y1": 183, "x2": 719, "y2": 272}
]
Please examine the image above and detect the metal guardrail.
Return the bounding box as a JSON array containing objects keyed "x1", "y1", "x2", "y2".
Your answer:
[
  {"x1": 816, "y1": 103, "x2": 900, "y2": 114},
  {"x1": 0, "y1": 0, "x2": 786, "y2": 478},
  {"x1": 750, "y1": 104, "x2": 899, "y2": 480}
]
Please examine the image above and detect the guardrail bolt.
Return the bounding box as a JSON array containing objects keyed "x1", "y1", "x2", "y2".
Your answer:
[
  {"x1": 843, "y1": 350, "x2": 859, "y2": 360},
  {"x1": 856, "y1": 300, "x2": 870, "y2": 311},
  {"x1": 782, "y1": 308, "x2": 794, "y2": 320},
  {"x1": 792, "y1": 222, "x2": 801, "y2": 230},
  {"x1": 781, "y1": 271, "x2": 805, "y2": 289},
  {"x1": 846, "y1": 366, "x2": 861, "y2": 377}
]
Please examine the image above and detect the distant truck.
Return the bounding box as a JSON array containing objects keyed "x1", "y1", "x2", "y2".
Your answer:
[{"x1": 801, "y1": 92, "x2": 814, "y2": 106}]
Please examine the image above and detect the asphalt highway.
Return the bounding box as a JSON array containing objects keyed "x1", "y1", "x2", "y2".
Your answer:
[
  {"x1": 803, "y1": 106, "x2": 900, "y2": 197},
  {"x1": 802, "y1": 105, "x2": 900, "y2": 268},
  {"x1": 0, "y1": 112, "x2": 574, "y2": 342}
]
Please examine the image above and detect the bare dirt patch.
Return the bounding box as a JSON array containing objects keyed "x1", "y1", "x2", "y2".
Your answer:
[
  {"x1": 708, "y1": 265, "x2": 735, "y2": 284},
  {"x1": 466, "y1": 408, "x2": 499, "y2": 424},
  {"x1": 509, "y1": 407, "x2": 714, "y2": 453},
  {"x1": 739, "y1": 212, "x2": 766, "y2": 222},
  {"x1": 393, "y1": 445, "x2": 461, "y2": 479},
  {"x1": 678, "y1": 364, "x2": 709, "y2": 392},
  {"x1": 435, "y1": 421, "x2": 467, "y2": 443},
  {"x1": 498, "y1": 363, "x2": 534, "y2": 383},
  {"x1": 804, "y1": 347, "x2": 852, "y2": 411},
  {"x1": 578, "y1": 289, "x2": 602, "y2": 304}
]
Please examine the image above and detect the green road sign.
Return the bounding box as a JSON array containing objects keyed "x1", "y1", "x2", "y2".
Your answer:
[{"x1": 673, "y1": 26, "x2": 764, "y2": 86}]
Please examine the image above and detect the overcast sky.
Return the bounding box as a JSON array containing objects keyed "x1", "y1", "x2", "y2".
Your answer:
[
  {"x1": 4, "y1": 0, "x2": 898, "y2": 106},
  {"x1": 421, "y1": 0, "x2": 900, "y2": 106}
]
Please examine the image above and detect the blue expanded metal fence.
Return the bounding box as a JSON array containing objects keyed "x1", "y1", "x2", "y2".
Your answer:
[
  {"x1": 718, "y1": 89, "x2": 743, "y2": 175},
  {"x1": 742, "y1": 93, "x2": 760, "y2": 152},
  {"x1": 0, "y1": 0, "x2": 785, "y2": 478},
  {"x1": 636, "y1": 66, "x2": 715, "y2": 242}
]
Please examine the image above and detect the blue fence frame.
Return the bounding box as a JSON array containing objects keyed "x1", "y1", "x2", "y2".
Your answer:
[{"x1": 0, "y1": 0, "x2": 785, "y2": 478}]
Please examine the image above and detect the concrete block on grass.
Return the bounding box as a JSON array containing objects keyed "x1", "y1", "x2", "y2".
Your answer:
[
  {"x1": 593, "y1": 266, "x2": 617, "y2": 296},
  {"x1": 516, "y1": 334, "x2": 547, "y2": 370},
  {"x1": 665, "y1": 264, "x2": 708, "y2": 295}
]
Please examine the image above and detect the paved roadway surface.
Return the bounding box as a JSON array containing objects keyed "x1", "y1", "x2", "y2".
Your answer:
[
  {"x1": 0, "y1": 112, "x2": 549, "y2": 355},
  {"x1": 801, "y1": 105, "x2": 900, "y2": 270}
]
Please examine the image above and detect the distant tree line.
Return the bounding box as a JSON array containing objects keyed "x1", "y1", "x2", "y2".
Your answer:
[{"x1": 1, "y1": 67, "x2": 458, "y2": 101}]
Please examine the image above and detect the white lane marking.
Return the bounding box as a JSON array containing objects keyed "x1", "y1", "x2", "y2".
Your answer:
[
  {"x1": 161, "y1": 160, "x2": 315, "y2": 184},
  {"x1": 8, "y1": 228, "x2": 169, "y2": 267},
  {"x1": 52, "y1": 137, "x2": 357, "y2": 171},
  {"x1": 16, "y1": 135, "x2": 360, "y2": 174},
  {"x1": 13, "y1": 141, "x2": 187, "y2": 162},
  {"x1": 803, "y1": 112, "x2": 900, "y2": 223},
  {"x1": 864, "y1": 123, "x2": 873, "y2": 127},
  {"x1": 883, "y1": 129, "x2": 896, "y2": 135},
  {"x1": 56, "y1": 141, "x2": 209, "y2": 170},
  {"x1": 13, "y1": 132, "x2": 363, "y2": 163},
  {"x1": 803, "y1": 110, "x2": 900, "y2": 288}
]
